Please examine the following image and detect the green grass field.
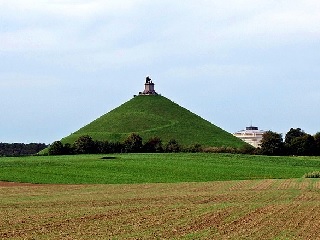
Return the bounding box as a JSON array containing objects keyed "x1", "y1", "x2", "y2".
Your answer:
[
  {"x1": 2, "y1": 153, "x2": 320, "y2": 239},
  {"x1": 1, "y1": 153, "x2": 320, "y2": 184},
  {"x1": 60, "y1": 95, "x2": 246, "y2": 148}
]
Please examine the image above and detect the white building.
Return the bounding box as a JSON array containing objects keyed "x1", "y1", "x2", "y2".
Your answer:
[{"x1": 233, "y1": 126, "x2": 266, "y2": 148}]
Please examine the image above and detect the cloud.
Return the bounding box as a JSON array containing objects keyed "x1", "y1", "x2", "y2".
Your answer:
[
  {"x1": 0, "y1": 0, "x2": 142, "y2": 18},
  {"x1": 17, "y1": 0, "x2": 320, "y2": 80},
  {"x1": 0, "y1": 73, "x2": 60, "y2": 88},
  {"x1": 218, "y1": 4, "x2": 320, "y2": 47},
  {"x1": 0, "y1": 0, "x2": 319, "y2": 80},
  {"x1": 1, "y1": 0, "x2": 319, "y2": 64},
  {"x1": 166, "y1": 63, "x2": 256, "y2": 80},
  {"x1": 0, "y1": 28, "x2": 58, "y2": 52},
  {"x1": 1, "y1": 0, "x2": 320, "y2": 142}
]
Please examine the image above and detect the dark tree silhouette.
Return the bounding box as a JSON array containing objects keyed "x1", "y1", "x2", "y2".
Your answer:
[
  {"x1": 314, "y1": 132, "x2": 320, "y2": 155},
  {"x1": 124, "y1": 133, "x2": 143, "y2": 153},
  {"x1": 285, "y1": 128, "x2": 306, "y2": 145},
  {"x1": 290, "y1": 134, "x2": 316, "y2": 156},
  {"x1": 143, "y1": 137, "x2": 163, "y2": 153},
  {"x1": 73, "y1": 135, "x2": 96, "y2": 154},
  {"x1": 260, "y1": 131, "x2": 284, "y2": 156},
  {"x1": 0, "y1": 143, "x2": 47, "y2": 156},
  {"x1": 165, "y1": 139, "x2": 181, "y2": 153},
  {"x1": 48, "y1": 141, "x2": 65, "y2": 155}
]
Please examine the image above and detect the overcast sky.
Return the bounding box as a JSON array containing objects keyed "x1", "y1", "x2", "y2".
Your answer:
[{"x1": 1, "y1": 0, "x2": 320, "y2": 143}]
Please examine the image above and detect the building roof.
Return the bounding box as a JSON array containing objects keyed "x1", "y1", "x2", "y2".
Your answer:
[{"x1": 234, "y1": 126, "x2": 265, "y2": 135}]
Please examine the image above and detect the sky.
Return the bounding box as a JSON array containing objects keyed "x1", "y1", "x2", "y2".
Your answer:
[{"x1": 1, "y1": 0, "x2": 320, "y2": 143}]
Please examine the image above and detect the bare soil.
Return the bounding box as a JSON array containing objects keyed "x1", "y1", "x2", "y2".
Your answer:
[
  {"x1": 1, "y1": 179, "x2": 319, "y2": 239},
  {"x1": 0, "y1": 181, "x2": 37, "y2": 187}
]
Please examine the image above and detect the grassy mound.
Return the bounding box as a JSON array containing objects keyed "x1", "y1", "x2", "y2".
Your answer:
[{"x1": 61, "y1": 95, "x2": 246, "y2": 148}]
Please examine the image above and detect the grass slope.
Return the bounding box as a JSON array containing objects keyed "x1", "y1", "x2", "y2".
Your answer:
[
  {"x1": 1, "y1": 153, "x2": 320, "y2": 184},
  {"x1": 61, "y1": 95, "x2": 246, "y2": 148}
]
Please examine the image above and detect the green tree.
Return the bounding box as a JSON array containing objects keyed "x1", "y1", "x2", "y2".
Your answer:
[
  {"x1": 143, "y1": 137, "x2": 163, "y2": 153},
  {"x1": 185, "y1": 143, "x2": 203, "y2": 153},
  {"x1": 109, "y1": 141, "x2": 125, "y2": 153},
  {"x1": 259, "y1": 131, "x2": 284, "y2": 156},
  {"x1": 290, "y1": 134, "x2": 316, "y2": 156},
  {"x1": 314, "y1": 132, "x2": 320, "y2": 155},
  {"x1": 73, "y1": 135, "x2": 96, "y2": 154},
  {"x1": 48, "y1": 141, "x2": 65, "y2": 155},
  {"x1": 285, "y1": 128, "x2": 306, "y2": 144},
  {"x1": 165, "y1": 139, "x2": 181, "y2": 153},
  {"x1": 95, "y1": 140, "x2": 110, "y2": 154},
  {"x1": 124, "y1": 133, "x2": 143, "y2": 153},
  {"x1": 63, "y1": 143, "x2": 74, "y2": 155}
]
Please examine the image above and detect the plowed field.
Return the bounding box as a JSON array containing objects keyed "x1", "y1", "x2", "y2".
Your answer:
[{"x1": 1, "y1": 179, "x2": 319, "y2": 239}]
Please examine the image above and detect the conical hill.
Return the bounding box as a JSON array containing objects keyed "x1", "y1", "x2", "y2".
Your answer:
[{"x1": 61, "y1": 95, "x2": 246, "y2": 148}]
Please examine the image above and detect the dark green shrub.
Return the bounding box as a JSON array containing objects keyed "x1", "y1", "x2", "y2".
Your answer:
[
  {"x1": 303, "y1": 171, "x2": 320, "y2": 178},
  {"x1": 143, "y1": 137, "x2": 163, "y2": 153},
  {"x1": 124, "y1": 133, "x2": 143, "y2": 153},
  {"x1": 48, "y1": 141, "x2": 65, "y2": 155},
  {"x1": 73, "y1": 135, "x2": 96, "y2": 154},
  {"x1": 165, "y1": 139, "x2": 181, "y2": 153},
  {"x1": 184, "y1": 143, "x2": 203, "y2": 153},
  {"x1": 260, "y1": 131, "x2": 285, "y2": 156}
]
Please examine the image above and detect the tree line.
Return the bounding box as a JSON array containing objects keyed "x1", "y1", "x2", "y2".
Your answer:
[
  {"x1": 3, "y1": 128, "x2": 317, "y2": 157},
  {"x1": 48, "y1": 134, "x2": 186, "y2": 155},
  {"x1": 258, "y1": 128, "x2": 320, "y2": 156},
  {"x1": 0, "y1": 143, "x2": 48, "y2": 157},
  {"x1": 48, "y1": 133, "x2": 254, "y2": 155},
  {"x1": 48, "y1": 128, "x2": 320, "y2": 157}
]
